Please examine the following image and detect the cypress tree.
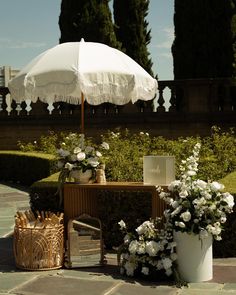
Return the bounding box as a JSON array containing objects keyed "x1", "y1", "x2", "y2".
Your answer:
[
  {"x1": 59, "y1": 0, "x2": 120, "y2": 49},
  {"x1": 113, "y1": 0, "x2": 154, "y2": 75},
  {"x1": 172, "y1": 0, "x2": 236, "y2": 79}
]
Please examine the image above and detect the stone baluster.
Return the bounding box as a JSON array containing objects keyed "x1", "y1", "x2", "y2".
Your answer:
[
  {"x1": 0, "y1": 95, "x2": 8, "y2": 116},
  {"x1": 19, "y1": 101, "x2": 28, "y2": 116},
  {"x1": 168, "y1": 86, "x2": 177, "y2": 112},
  {"x1": 156, "y1": 85, "x2": 165, "y2": 112},
  {"x1": 10, "y1": 99, "x2": 18, "y2": 116}
]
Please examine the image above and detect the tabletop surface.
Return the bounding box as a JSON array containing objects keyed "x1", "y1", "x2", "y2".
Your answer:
[{"x1": 64, "y1": 182, "x2": 167, "y2": 190}]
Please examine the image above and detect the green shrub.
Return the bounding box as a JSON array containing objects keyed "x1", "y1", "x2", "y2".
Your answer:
[
  {"x1": 25, "y1": 126, "x2": 236, "y2": 253},
  {"x1": 213, "y1": 171, "x2": 236, "y2": 258},
  {"x1": 29, "y1": 172, "x2": 61, "y2": 213},
  {"x1": 0, "y1": 151, "x2": 58, "y2": 185},
  {"x1": 17, "y1": 130, "x2": 60, "y2": 154}
]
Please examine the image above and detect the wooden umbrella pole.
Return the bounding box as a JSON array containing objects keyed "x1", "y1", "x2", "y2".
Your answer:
[{"x1": 81, "y1": 92, "x2": 85, "y2": 134}]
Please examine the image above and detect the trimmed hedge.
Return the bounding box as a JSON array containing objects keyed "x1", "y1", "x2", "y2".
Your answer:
[
  {"x1": 213, "y1": 171, "x2": 236, "y2": 257},
  {"x1": 29, "y1": 172, "x2": 61, "y2": 213},
  {"x1": 0, "y1": 151, "x2": 58, "y2": 185}
]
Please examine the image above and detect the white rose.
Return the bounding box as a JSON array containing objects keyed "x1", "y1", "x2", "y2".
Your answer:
[
  {"x1": 118, "y1": 220, "x2": 126, "y2": 230},
  {"x1": 77, "y1": 152, "x2": 86, "y2": 161},
  {"x1": 168, "y1": 180, "x2": 181, "y2": 191},
  {"x1": 223, "y1": 192, "x2": 235, "y2": 208},
  {"x1": 179, "y1": 190, "x2": 188, "y2": 198},
  {"x1": 96, "y1": 151, "x2": 102, "y2": 157},
  {"x1": 195, "y1": 179, "x2": 207, "y2": 189},
  {"x1": 101, "y1": 142, "x2": 109, "y2": 150},
  {"x1": 73, "y1": 147, "x2": 81, "y2": 154},
  {"x1": 220, "y1": 216, "x2": 227, "y2": 223},
  {"x1": 211, "y1": 181, "x2": 225, "y2": 191},
  {"x1": 87, "y1": 157, "x2": 99, "y2": 167},
  {"x1": 187, "y1": 170, "x2": 197, "y2": 176},
  {"x1": 180, "y1": 211, "x2": 191, "y2": 222},
  {"x1": 64, "y1": 162, "x2": 74, "y2": 171}
]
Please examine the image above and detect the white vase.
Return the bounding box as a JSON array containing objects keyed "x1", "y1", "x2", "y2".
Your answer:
[
  {"x1": 70, "y1": 169, "x2": 93, "y2": 184},
  {"x1": 173, "y1": 231, "x2": 213, "y2": 282}
]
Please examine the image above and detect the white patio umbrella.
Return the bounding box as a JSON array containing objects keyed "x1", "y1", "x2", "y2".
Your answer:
[{"x1": 8, "y1": 39, "x2": 157, "y2": 133}]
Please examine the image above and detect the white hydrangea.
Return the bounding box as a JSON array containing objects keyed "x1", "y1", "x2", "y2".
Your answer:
[
  {"x1": 223, "y1": 192, "x2": 235, "y2": 209},
  {"x1": 129, "y1": 240, "x2": 139, "y2": 254},
  {"x1": 145, "y1": 241, "x2": 160, "y2": 256},
  {"x1": 211, "y1": 181, "x2": 225, "y2": 192},
  {"x1": 124, "y1": 261, "x2": 136, "y2": 276},
  {"x1": 162, "y1": 257, "x2": 172, "y2": 270}
]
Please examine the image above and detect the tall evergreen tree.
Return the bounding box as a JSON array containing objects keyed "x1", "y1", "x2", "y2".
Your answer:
[
  {"x1": 113, "y1": 0, "x2": 154, "y2": 76},
  {"x1": 59, "y1": 0, "x2": 120, "y2": 49},
  {"x1": 172, "y1": 0, "x2": 236, "y2": 79}
]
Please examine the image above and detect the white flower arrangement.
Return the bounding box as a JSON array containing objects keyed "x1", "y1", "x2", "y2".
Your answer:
[
  {"x1": 57, "y1": 133, "x2": 109, "y2": 182},
  {"x1": 118, "y1": 219, "x2": 177, "y2": 279},
  {"x1": 160, "y1": 143, "x2": 235, "y2": 241}
]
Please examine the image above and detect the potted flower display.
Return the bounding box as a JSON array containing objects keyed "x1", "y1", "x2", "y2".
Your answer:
[
  {"x1": 159, "y1": 143, "x2": 235, "y2": 282},
  {"x1": 117, "y1": 219, "x2": 177, "y2": 280},
  {"x1": 57, "y1": 133, "x2": 109, "y2": 184}
]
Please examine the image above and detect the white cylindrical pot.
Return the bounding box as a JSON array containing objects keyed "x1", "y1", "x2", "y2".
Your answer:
[
  {"x1": 174, "y1": 231, "x2": 213, "y2": 282},
  {"x1": 70, "y1": 169, "x2": 93, "y2": 184}
]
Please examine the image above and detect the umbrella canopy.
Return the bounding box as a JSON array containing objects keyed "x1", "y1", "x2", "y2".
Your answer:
[{"x1": 8, "y1": 39, "x2": 157, "y2": 132}]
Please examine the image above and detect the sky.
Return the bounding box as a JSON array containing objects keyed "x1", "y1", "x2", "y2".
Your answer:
[{"x1": 0, "y1": 0, "x2": 174, "y2": 80}]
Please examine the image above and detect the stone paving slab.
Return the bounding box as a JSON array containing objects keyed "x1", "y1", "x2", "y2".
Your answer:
[
  {"x1": 10, "y1": 274, "x2": 179, "y2": 295},
  {"x1": 212, "y1": 266, "x2": 236, "y2": 283},
  {"x1": 12, "y1": 275, "x2": 117, "y2": 295},
  {"x1": 0, "y1": 273, "x2": 38, "y2": 294}
]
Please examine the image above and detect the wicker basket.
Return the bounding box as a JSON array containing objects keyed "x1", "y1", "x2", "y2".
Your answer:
[{"x1": 13, "y1": 224, "x2": 64, "y2": 270}]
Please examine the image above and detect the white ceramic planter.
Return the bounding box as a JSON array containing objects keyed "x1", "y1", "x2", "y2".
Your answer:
[
  {"x1": 174, "y1": 231, "x2": 213, "y2": 282},
  {"x1": 70, "y1": 169, "x2": 92, "y2": 184}
]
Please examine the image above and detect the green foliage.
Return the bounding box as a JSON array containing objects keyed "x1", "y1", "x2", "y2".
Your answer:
[
  {"x1": 113, "y1": 0, "x2": 154, "y2": 75},
  {"x1": 17, "y1": 131, "x2": 59, "y2": 154},
  {"x1": 59, "y1": 0, "x2": 121, "y2": 49},
  {"x1": 101, "y1": 127, "x2": 236, "y2": 183},
  {"x1": 0, "y1": 151, "x2": 57, "y2": 185},
  {"x1": 172, "y1": 0, "x2": 235, "y2": 78},
  {"x1": 20, "y1": 126, "x2": 236, "y2": 183}
]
